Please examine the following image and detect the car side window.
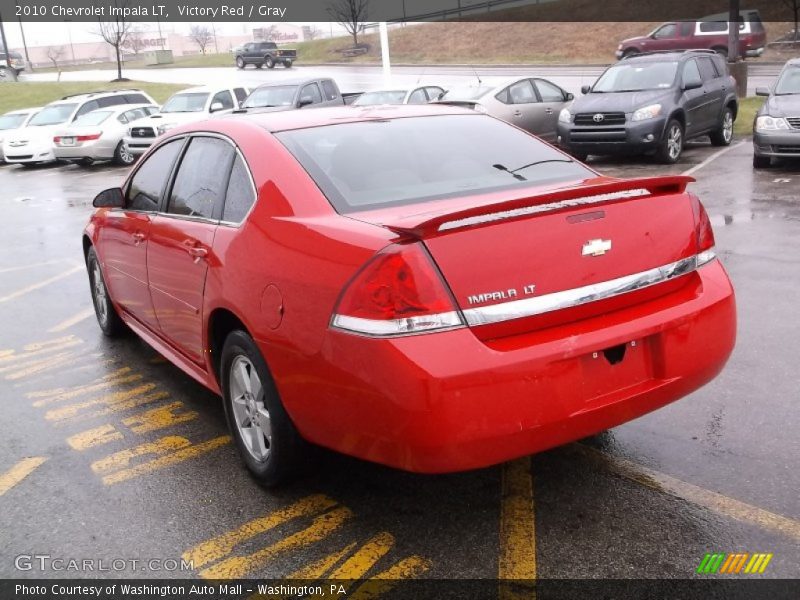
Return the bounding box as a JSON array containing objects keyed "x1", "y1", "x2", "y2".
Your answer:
[
  {"x1": 321, "y1": 80, "x2": 340, "y2": 101},
  {"x1": 211, "y1": 90, "x2": 234, "y2": 110},
  {"x1": 679, "y1": 22, "x2": 693, "y2": 36},
  {"x1": 408, "y1": 88, "x2": 427, "y2": 104},
  {"x1": 75, "y1": 100, "x2": 100, "y2": 118},
  {"x1": 223, "y1": 155, "x2": 256, "y2": 223},
  {"x1": 425, "y1": 87, "x2": 444, "y2": 101},
  {"x1": 126, "y1": 139, "x2": 183, "y2": 212},
  {"x1": 117, "y1": 113, "x2": 129, "y2": 124},
  {"x1": 697, "y1": 57, "x2": 719, "y2": 81},
  {"x1": 534, "y1": 79, "x2": 565, "y2": 102},
  {"x1": 682, "y1": 59, "x2": 702, "y2": 88},
  {"x1": 508, "y1": 80, "x2": 537, "y2": 104},
  {"x1": 300, "y1": 83, "x2": 323, "y2": 105},
  {"x1": 244, "y1": 43, "x2": 254, "y2": 52},
  {"x1": 233, "y1": 87, "x2": 248, "y2": 103},
  {"x1": 167, "y1": 137, "x2": 234, "y2": 220},
  {"x1": 654, "y1": 23, "x2": 677, "y2": 39},
  {"x1": 123, "y1": 93, "x2": 150, "y2": 104}
]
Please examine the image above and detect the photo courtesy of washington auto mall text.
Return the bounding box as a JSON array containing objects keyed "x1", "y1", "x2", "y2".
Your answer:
[{"x1": 0, "y1": 0, "x2": 798, "y2": 599}]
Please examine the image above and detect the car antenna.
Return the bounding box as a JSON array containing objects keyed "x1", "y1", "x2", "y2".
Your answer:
[{"x1": 470, "y1": 65, "x2": 482, "y2": 86}]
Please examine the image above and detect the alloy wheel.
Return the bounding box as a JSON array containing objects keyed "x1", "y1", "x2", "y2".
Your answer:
[
  {"x1": 229, "y1": 355, "x2": 272, "y2": 462},
  {"x1": 92, "y1": 262, "x2": 108, "y2": 327},
  {"x1": 668, "y1": 125, "x2": 682, "y2": 161},
  {"x1": 722, "y1": 112, "x2": 733, "y2": 143}
]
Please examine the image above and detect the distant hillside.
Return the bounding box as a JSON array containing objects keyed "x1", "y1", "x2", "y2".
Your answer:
[{"x1": 295, "y1": 21, "x2": 795, "y2": 65}]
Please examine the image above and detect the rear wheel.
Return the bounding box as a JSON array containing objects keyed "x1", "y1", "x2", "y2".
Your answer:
[
  {"x1": 221, "y1": 330, "x2": 304, "y2": 487},
  {"x1": 236, "y1": 56, "x2": 245, "y2": 69},
  {"x1": 265, "y1": 56, "x2": 275, "y2": 69},
  {"x1": 753, "y1": 154, "x2": 771, "y2": 169},
  {"x1": 255, "y1": 62, "x2": 263, "y2": 69},
  {"x1": 87, "y1": 247, "x2": 125, "y2": 336},
  {"x1": 656, "y1": 119, "x2": 684, "y2": 164},
  {"x1": 283, "y1": 60, "x2": 293, "y2": 68},
  {"x1": 622, "y1": 48, "x2": 639, "y2": 59},
  {"x1": 113, "y1": 141, "x2": 136, "y2": 166},
  {"x1": 710, "y1": 107, "x2": 734, "y2": 146}
]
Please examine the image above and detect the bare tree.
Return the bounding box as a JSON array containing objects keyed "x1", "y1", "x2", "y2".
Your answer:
[
  {"x1": 96, "y1": 0, "x2": 132, "y2": 81},
  {"x1": 122, "y1": 26, "x2": 148, "y2": 57},
  {"x1": 781, "y1": 0, "x2": 799, "y2": 45},
  {"x1": 327, "y1": 0, "x2": 369, "y2": 47},
  {"x1": 189, "y1": 25, "x2": 214, "y2": 55},
  {"x1": 45, "y1": 45, "x2": 66, "y2": 70}
]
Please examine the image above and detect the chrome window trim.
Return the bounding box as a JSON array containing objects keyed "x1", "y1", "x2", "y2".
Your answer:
[{"x1": 462, "y1": 252, "x2": 714, "y2": 327}]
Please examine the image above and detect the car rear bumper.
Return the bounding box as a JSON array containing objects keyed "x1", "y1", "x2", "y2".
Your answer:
[
  {"x1": 276, "y1": 260, "x2": 736, "y2": 473},
  {"x1": 54, "y1": 139, "x2": 116, "y2": 161},
  {"x1": 557, "y1": 117, "x2": 666, "y2": 155},
  {"x1": 753, "y1": 130, "x2": 800, "y2": 158}
]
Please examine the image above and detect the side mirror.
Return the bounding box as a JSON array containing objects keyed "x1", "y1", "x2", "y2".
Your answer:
[
  {"x1": 755, "y1": 87, "x2": 770, "y2": 97},
  {"x1": 297, "y1": 97, "x2": 314, "y2": 107},
  {"x1": 565, "y1": 92, "x2": 574, "y2": 101},
  {"x1": 683, "y1": 79, "x2": 703, "y2": 91},
  {"x1": 93, "y1": 187, "x2": 125, "y2": 209},
  {"x1": 209, "y1": 102, "x2": 225, "y2": 113},
  {"x1": 581, "y1": 85, "x2": 591, "y2": 95}
]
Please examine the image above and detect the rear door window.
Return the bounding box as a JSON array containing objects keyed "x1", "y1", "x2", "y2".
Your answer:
[
  {"x1": 299, "y1": 83, "x2": 323, "y2": 105},
  {"x1": 222, "y1": 155, "x2": 256, "y2": 223},
  {"x1": 75, "y1": 100, "x2": 100, "y2": 118},
  {"x1": 211, "y1": 90, "x2": 234, "y2": 110},
  {"x1": 233, "y1": 87, "x2": 248, "y2": 104},
  {"x1": 126, "y1": 139, "x2": 184, "y2": 212},
  {"x1": 407, "y1": 88, "x2": 428, "y2": 104},
  {"x1": 697, "y1": 57, "x2": 719, "y2": 81},
  {"x1": 682, "y1": 59, "x2": 702, "y2": 87},
  {"x1": 321, "y1": 80, "x2": 340, "y2": 101},
  {"x1": 508, "y1": 80, "x2": 538, "y2": 104},
  {"x1": 167, "y1": 137, "x2": 235, "y2": 220},
  {"x1": 533, "y1": 79, "x2": 565, "y2": 102}
]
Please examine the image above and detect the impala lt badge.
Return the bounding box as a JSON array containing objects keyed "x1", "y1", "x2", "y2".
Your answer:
[{"x1": 582, "y1": 238, "x2": 612, "y2": 257}]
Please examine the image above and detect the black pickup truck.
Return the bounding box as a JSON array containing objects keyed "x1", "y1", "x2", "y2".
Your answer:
[{"x1": 235, "y1": 42, "x2": 297, "y2": 69}]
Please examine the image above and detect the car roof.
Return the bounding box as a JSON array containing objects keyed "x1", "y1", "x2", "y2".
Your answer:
[
  {"x1": 624, "y1": 50, "x2": 718, "y2": 63},
  {"x1": 49, "y1": 88, "x2": 153, "y2": 105},
  {"x1": 252, "y1": 77, "x2": 329, "y2": 89},
  {"x1": 4, "y1": 106, "x2": 43, "y2": 116},
  {"x1": 79, "y1": 103, "x2": 157, "y2": 116},
  {"x1": 172, "y1": 85, "x2": 236, "y2": 95},
  {"x1": 233, "y1": 104, "x2": 477, "y2": 133}
]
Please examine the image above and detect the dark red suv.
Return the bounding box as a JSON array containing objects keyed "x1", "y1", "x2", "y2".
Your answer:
[{"x1": 616, "y1": 11, "x2": 766, "y2": 60}]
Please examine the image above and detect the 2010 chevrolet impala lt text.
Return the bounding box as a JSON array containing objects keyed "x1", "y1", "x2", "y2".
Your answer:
[{"x1": 82, "y1": 105, "x2": 736, "y2": 486}]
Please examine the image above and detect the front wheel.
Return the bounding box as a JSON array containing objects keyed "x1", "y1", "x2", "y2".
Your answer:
[
  {"x1": 656, "y1": 119, "x2": 684, "y2": 164},
  {"x1": 710, "y1": 107, "x2": 734, "y2": 146},
  {"x1": 114, "y1": 141, "x2": 136, "y2": 166},
  {"x1": 622, "y1": 49, "x2": 639, "y2": 59},
  {"x1": 221, "y1": 330, "x2": 304, "y2": 487},
  {"x1": 265, "y1": 56, "x2": 275, "y2": 69},
  {"x1": 235, "y1": 56, "x2": 245, "y2": 69},
  {"x1": 87, "y1": 247, "x2": 125, "y2": 336}
]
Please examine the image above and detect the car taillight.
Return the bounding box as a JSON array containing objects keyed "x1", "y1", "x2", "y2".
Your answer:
[
  {"x1": 53, "y1": 136, "x2": 61, "y2": 143},
  {"x1": 331, "y1": 243, "x2": 464, "y2": 337},
  {"x1": 77, "y1": 133, "x2": 102, "y2": 142},
  {"x1": 692, "y1": 197, "x2": 716, "y2": 267}
]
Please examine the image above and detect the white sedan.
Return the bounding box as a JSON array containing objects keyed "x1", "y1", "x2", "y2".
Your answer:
[
  {"x1": 351, "y1": 85, "x2": 446, "y2": 106},
  {"x1": 0, "y1": 107, "x2": 41, "y2": 163},
  {"x1": 53, "y1": 104, "x2": 158, "y2": 166}
]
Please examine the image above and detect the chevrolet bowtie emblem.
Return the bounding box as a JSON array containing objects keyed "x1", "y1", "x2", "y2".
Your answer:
[{"x1": 582, "y1": 238, "x2": 612, "y2": 257}]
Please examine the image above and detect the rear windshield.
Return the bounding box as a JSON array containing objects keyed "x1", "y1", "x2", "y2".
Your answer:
[
  {"x1": 593, "y1": 62, "x2": 678, "y2": 92},
  {"x1": 353, "y1": 91, "x2": 408, "y2": 106},
  {"x1": 0, "y1": 113, "x2": 27, "y2": 130},
  {"x1": 73, "y1": 110, "x2": 113, "y2": 126},
  {"x1": 28, "y1": 103, "x2": 78, "y2": 126},
  {"x1": 276, "y1": 114, "x2": 593, "y2": 214},
  {"x1": 243, "y1": 85, "x2": 298, "y2": 108},
  {"x1": 775, "y1": 66, "x2": 800, "y2": 95}
]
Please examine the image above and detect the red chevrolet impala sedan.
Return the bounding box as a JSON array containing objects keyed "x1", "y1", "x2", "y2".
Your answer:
[{"x1": 83, "y1": 105, "x2": 736, "y2": 486}]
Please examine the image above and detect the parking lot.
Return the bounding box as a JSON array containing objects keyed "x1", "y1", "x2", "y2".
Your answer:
[{"x1": 0, "y1": 129, "x2": 798, "y2": 595}]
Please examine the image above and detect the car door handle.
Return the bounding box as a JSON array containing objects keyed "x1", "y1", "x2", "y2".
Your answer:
[
  {"x1": 545, "y1": 108, "x2": 554, "y2": 114},
  {"x1": 513, "y1": 110, "x2": 522, "y2": 117},
  {"x1": 182, "y1": 240, "x2": 208, "y2": 261},
  {"x1": 131, "y1": 232, "x2": 146, "y2": 245}
]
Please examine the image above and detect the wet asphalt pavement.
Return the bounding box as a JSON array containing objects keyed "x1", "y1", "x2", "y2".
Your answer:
[{"x1": 0, "y1": 136, "x2": 798, "y2": 593}]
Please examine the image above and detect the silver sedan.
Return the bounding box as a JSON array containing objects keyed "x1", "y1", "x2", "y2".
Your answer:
[
  {"x1": 53, "y1": 104, "x2": 159, "y2": 166},
  {"x1": 436, "y1": 77, "x2": 574, "y2": 142}
]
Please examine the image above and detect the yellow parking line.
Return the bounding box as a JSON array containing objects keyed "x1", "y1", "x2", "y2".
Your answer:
[
  {"x1": 499, "y1": 457, "x2": 537, "y2": 600},
  {"x1": 122, "y1": 401, "x2": 199, "y2": 434},
  {"x1": 48, "y1": 308, "x2": 96, "y2": 333},
  {"x1": 0, "y1": 456, "x2": 48, "y2": 496},
  {"x1": 199, "y1": 506, "x2": 353, "y2": 579},
  {"x1": 30, "y1": 368, "x2": 142, "y2": 407},
  {"x1": 3, "y1": 351, "x2": 81, "y2": 380},
  {"x1": 97, "y1": 435, "x2": 231, "y2": 485},
  {"x1": 183, "y1": 494, "x2": 339, "y2": 569},
  {"x1": 50, "y1": 391, "x2": 170, "y2": 425},
  {"x1": 569, "y1": 444, "x2": 800, "y2": 541},
  {"x1": 44, "y1": 383, "x2": 159, "y2": 421},
  {"x1": 328, "y1": 532, "x2": 393, "y2": 579},
  {"x1": 0, "y1": 264, "x2": 83, "y2": 304},
  {"x1": 0, "y1": 336, "x2": 82, "y2": 364},
  {"x1": 67, "y1": 424, "x2": 124, "y2": 451},
  {"x1": 347, "y1": 557, "x2": 432, "y2": 600}
]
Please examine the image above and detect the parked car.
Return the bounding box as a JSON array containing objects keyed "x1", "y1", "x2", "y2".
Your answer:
[
  {"x1": 83, "y1": 105, "x2": 735, "y2": 485},
  {"x1": 53, "y1": 104, "x2": 159, "y2": 166},
  {"x1": 235, "y1": 41, "x2": 296, "y2": 69},
  {"x1": 2, "y1": 89, "x2": 157, "y2": 166},
  {"x1": 0, "y1": 107, "x2": 41, "y2": 163},
  {"x1": 240, "y1": 78, "x2": 359, "y2": 111},
  {"x1": 436, "y1": 77, "x2": 573, "y2": 142},
  {"x1": 753, "y1": 58, "x2": 800, "y2": 169},
  {"x1": 352, "y1": 86, "x2": 446, "y2": 106},
  {"x1": 123, "y1": 85, "x2": 249, "y2": 157},
  {"x1": 0, "y1": 49, "x2": 25, "y2": 79},
  {"x1": 557, "y1": 51, "x2": 737, "y2": 164},
  {"x1": 616, "y1": 10, "x2": 767, "y2": 59}
]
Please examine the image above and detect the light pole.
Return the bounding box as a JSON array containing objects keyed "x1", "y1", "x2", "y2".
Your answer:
[
  {"x1": 65, "y1": 19, "x2": 76, "y2": 64},
  {"x1": 14, "y1": 1, "x2": 31, "y2": 69}
]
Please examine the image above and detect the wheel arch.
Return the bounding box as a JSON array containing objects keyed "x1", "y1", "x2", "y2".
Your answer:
[
  {"x1": 82, "y1": 235, "x2": 93, "y2": 264},
  {"x1": 207, "y1": 307, "x2": 252, "y2": 385}
]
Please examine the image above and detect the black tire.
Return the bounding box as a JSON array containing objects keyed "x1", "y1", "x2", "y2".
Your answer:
[
  {"x1": 710, "y1": 107, "x2": 734, "y2": 146},
  {"x1": 77, "y1": 158, "x2": 94, "y2": 166},
  {"x1": 622, "y1": 49, "x2": 639, "y2": 59},
  {"x1": 656, "y1": 119, "x2": 684, "y2": 164},
  {"x1": 753, "y1": 154, "x2": 771, "y2": 169},
  {"x1": 570, "y1": 152, "x2": 589, "y2": 162},
  {"x1": 235, "y1": 56, "x2": 245, "y2": 69},
  {"x1": 87, "y1": 247, "x2": 125, "y2": 336},
  {"x1": 283, "y1": 60, "x2": 293, "y2": 68},
  {"x1": 255, "y1": 62, "x2": 263, "y2": 69},
  {"x1": 221, "y1": 330, "x2": 304, "y2": 487},
  {"x1": 113, "y1": 141, "x2": 136, "y2": 166},
  {"x1": 265, "y1": 56, "x2": 275, "y2": 69}
]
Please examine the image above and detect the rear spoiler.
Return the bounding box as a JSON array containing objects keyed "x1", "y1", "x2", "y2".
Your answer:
[{"x1": 383, "y1": 175, "x2": 694, "y2": 238}]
